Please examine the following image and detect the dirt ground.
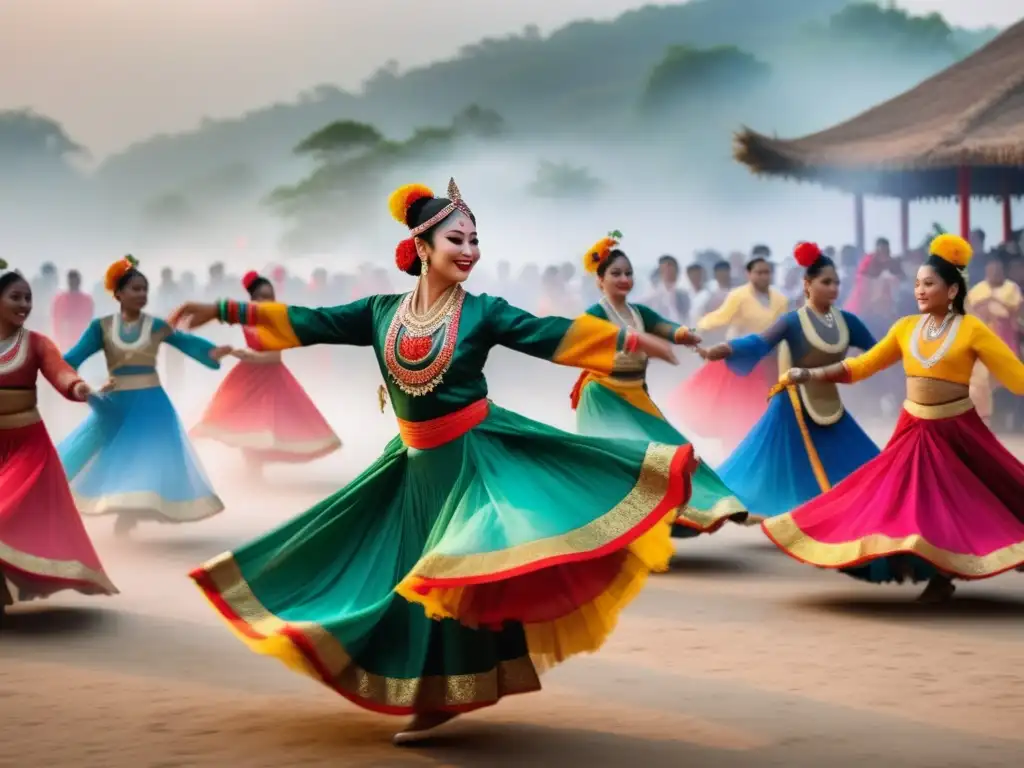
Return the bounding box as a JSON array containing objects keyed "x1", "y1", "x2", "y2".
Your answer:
[{"x1": 3, "y1": 355, "x2": 1023, "y2": 767}]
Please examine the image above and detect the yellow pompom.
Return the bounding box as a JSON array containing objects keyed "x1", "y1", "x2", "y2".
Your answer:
[
  {"x1": 388, "y1": 183, "x2": 434, "y2": 226},
  {"x1": 582, "y1": 235, "x2": 619, "y2": 275},
  {"x1": 0, "y1": 258, "x2": 8, "y2": 271},
  {"x1": 929, "y1": 233, "x2": 972, "y2": 269}
]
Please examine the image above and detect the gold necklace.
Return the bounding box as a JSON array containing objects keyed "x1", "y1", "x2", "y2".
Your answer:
[{"x1": 401, "y1": 284, "x2": 461, "y2": 335}]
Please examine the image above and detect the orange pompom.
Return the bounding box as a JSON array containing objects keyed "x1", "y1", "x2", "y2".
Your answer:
[
  {"x1": 395, "y1": 238, "x2": 418, "y2": 273},
  {"x1": 388, "y1": 184, "x2": 435, "y2": 226},
  {"x1": 241, "y1": 270, "x2": 261, "y2": 291},
  {"x1": 793, "y1": 241, "x2": 822, "y2": 268},
  {"x1": 104, "y1": 255, "x2": 139, "y2": 294}
]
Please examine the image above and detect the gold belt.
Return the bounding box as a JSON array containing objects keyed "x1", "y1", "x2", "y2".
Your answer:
[
  {"x1": 902, "y1": 398, "x2": 974, "y2": 420},
  {"x1": 111, "y1": 373, "x2": 161, "y2": 391},
  {"x1": 0, "y1": 408, "x2": 42, "y2": 430}
]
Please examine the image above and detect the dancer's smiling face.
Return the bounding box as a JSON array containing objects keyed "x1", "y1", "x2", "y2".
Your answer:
[
  {"x1": 599, "y1": 253, "x2": 634, "y2": 301},
  {"x1": 0, "y1": 275, "x2": 32, "y2": 331},
  {"x1": 416, "y1": 211, "x2": 480, "y2": 284},
  {"x1": 116, "y1": 273, "x2": 149, "y2": 312},
  {"x1": 915, "y1": 264, "x2": 957, "y2": 314},
  {"x1": 251, "y1": 281, "x2": 275, "y2": 302}
]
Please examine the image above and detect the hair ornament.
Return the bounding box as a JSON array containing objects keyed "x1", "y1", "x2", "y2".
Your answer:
[
  {"x1": 0, "y1": 258, "x2": 7, "y2": 271},
  {"x1": 395, "y1": 238, "x2": 418, "y2": 273},
  {"x1": 241, "y1": 270, "x2": 262, "y2": 291},
  {"x1": 929, "y1": 233, "x2": 972, "y2": 271},
  {"x1": 388, "y1": 184, "x2": 435, "y2": 226},
  {"x1": 104, "y1": 254, "x2": 141, "y2": 294},
  {"x1": 793, "y1": 241, "x2": 823, "y2": 269},
  {"x1": 583, "y1": 229, "x2": 623, "y2": 274}
]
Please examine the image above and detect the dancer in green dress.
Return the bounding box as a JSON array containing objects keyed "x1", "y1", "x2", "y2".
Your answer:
[
  {"x1": 573, "y1": 234, "x2": 747, "y2": 538},
  {"x1": 171, "y1": 179, "x2": 698, "y2": 745}
]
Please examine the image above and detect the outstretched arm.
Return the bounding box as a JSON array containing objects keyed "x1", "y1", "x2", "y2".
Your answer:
[
  {"x1": 62, "y1": 319, "x2": 103, "y2": 370},
  {"x1": 34, "y1": 334, "x2": 88, "y2": 402},
  {"x1": 170, "y1": 298, "x2": 375, "y2": 350},
  {"x1": 842, "y1": 311, "x2": 879, "y2": 352},
  {"x1": 487, "y1": 297, "x2": 676, "y2": 372},
  {"x1": 157, "y1": 321, "x2": 225, "y2": 370},
  {"x1": 703, "y1": 316, "x2": 790, "y2": 375},
  {"x1": 973, "y1": 321, "x2": 1024, "y2": 395},
  {"x1": 696, "y1": 288, "x2": 742, "y2": 333},
  {"x1": 790, "y1": 318, "x2": 904, "y2": 385},
  {"x1": 634, "y1": 305, "x2": 699, "y2": 346}
]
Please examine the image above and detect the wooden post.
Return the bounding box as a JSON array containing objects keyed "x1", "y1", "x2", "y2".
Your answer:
[
  {"x1": 1003, "y1": 194, "x2": 1013, "y2": 243},
  {"x1": 957, "y1": 166, "x2": 971, "y2": 238},
  {"x1": 854, "y1": 193, "x2": 865, "y2": 255},
  {"x1": 899, "y1": 198, "x2": 910, "y2": 254}
]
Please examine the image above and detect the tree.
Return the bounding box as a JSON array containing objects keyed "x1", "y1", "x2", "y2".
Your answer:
[
  {"x1": 527, "y1": 161, "x2": 603, "y2": 200},
  {"x1": 809, "y1": 2, "x2": 956, "y2": 59},
  {"x1": 640, "y1": 45, "x2": 770, "y2": 115},
  {"x1": 0, "y1": 109, "x2": 87, "y2": 171},
  {"x1": 293, "y1": 120, "x2": 384, "y2": 160}
]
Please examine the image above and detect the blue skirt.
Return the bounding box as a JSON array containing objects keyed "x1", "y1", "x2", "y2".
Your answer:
[
  {"x1": 59, "y1": 386, "x2": 223, "y2": 524},
  {"x1": 716, "y1": 389, "x2": 879, "y2": 520}
]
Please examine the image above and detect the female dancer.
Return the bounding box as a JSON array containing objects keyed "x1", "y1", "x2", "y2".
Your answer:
[
  {"x1": 191, "y1": 271, "x2": 341, "y2": 476},
  {"x1": 704, "y1": 243, "x2": 879, "y2": 520},
  {"x1": 0, "y1": 262, "x2": 117, "y2": 622},
  {"x1": 59, "y1": 256, "x2": 230, "y2": 537},
  {"x1": 573, "y1": 234, "x2": 746, "y2": 538},
  {"x1": 669, "y1": 256, "x2": 788, "y2": 454},
  {"x1": 173, "y1": 179, "x2": 696, "y2": 744},
  {"x1": 765, "y1": 234, "x2": 1024, "y2": 602}
]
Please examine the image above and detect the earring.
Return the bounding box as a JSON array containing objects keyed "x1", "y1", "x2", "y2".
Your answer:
[
  {"x1": 420, "y1": 256, "x2": 429, "y2": 278},
  {"x1": 947, "y1": 301, "x2": 953, "y2": 312}
]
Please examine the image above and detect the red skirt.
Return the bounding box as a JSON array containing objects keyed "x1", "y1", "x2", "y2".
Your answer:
[
  {"x1": 668, "y1": 359, "x2": 774, "y2": 454},
  {"x1": 764, "y1": 404, "x2": 1024, "y2": 582},
  {"x1": 191, "y1": 360, "x2": 341, "y2": 463},
  {"x1": 0, "y1": 420, "x2": 117, "y2": 602}
]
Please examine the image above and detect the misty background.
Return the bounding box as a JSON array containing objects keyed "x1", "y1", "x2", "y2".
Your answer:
[{"x1": 2, "y1": 0, "x2": 1020, "y2": 277}]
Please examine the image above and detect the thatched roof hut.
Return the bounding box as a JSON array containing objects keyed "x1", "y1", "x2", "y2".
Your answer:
[{"x1": 734, "y1": 19, "x2": 1024, "y2": 247}]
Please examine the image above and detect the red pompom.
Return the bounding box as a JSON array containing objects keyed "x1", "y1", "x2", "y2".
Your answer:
[
  {"x1": 395, "y1": 238, "x2": 418, "y2": 273},
  {"x1": 241, "y1": 270, "x2": 260, "y2": 290},
  {"x1": 793, "y1": 241, "x2": 822, "y2": 268}
]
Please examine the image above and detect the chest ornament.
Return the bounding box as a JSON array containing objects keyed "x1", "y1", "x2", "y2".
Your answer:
[{"x1": 384, "y1": 286, "x2": 465, "y2": 396}]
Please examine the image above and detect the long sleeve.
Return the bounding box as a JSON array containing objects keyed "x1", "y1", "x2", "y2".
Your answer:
[
  {"x1": 696, "y1": 287, "x2": 742, "y2": 332},
  {"x1": 63, "y1": 319, "x2": 104, "y2": 370},
  {"x1": 842, "y1": 311, "x2": 878, "y2": 352},
  {"x1": 841, "y1": 317, "x2": 906, "y2": 383},
  {"x1": 158, "y1": 321, "x2": 221, "y2": 370},
  {"x1": 33, "y1": 333, "x2": 85, "y2": 401},
  {"x1": 973, "y1": 321, "x2": 1024, "y2": 394},
  {"x1": 634, "y1": 304, "x2": 691, "y2": 344},
  {"x1": 725, "y1": 316, "x2": 789, "y2": 377},
  {"x1": 226, "y1": 298, "x2": 375, "y2": 350},
  {"x1": 486, "y1": 296, "x2": 631, "y2": 375}
]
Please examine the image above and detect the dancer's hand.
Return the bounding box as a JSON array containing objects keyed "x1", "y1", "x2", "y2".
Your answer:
[
  {"x1": 785, "y1": 367, "x2": 811, "y2": 384},
  {"x1": 231, "y1": 348, "x2": 256, "y2": 361},
  {"x1": 169, "y1": 302, "x2": 219, "y2": 330},
  {"x1": 210, "y1": 345, "x2": 234, "y2": 363},
  {"x1": 71, "y1": 381, "x2": 92, "y2": 401},
  {"x1": 677, "y1": 328, "x2": 701, "y2": 347},
  {"x1": 637, "y1": 332, "x2": 678, "y2": 365},
  {"x1": 98, "y1": 378, "x2": 116, "y2": 393},
  {"x1": 699, "y1": 343, "x2": 731, "y2": 362}
]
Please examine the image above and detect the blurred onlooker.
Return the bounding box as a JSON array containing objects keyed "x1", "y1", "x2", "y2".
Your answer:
[
  {"x1": 643, "y1": 255, "x2": 690, "y2": 325},
  {"x1": 51, "y1": 269, "x2": 94, "y2": 351}
]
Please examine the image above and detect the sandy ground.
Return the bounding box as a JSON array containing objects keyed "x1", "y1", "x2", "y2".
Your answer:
[{"x1": 3, "y1": 348, "x2": 1024, "y2": 767}]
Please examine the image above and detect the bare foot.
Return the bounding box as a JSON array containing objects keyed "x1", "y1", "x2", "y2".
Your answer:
[
  {"x1": 917, "y1": 576, "x2": 956, "y2": 604},
  {"x1": 392, "y1": 712, "x2": 459, "y2": 746}
]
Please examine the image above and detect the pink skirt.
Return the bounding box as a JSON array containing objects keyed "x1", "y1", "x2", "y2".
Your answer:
[{"x1": 764, "y1": 403, "x2": 1024, "y2": 582}]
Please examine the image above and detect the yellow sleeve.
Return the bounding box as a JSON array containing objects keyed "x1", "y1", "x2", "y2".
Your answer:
[
  {"x1": 972, "y1": 319, "x2": 1024, "y2": 395},
  {"x1": 697, "y1": 288, "x2": 742, "y2": 332},
  {"x1": 842, "y1": 318, "x2": 905, "y2": 383}
]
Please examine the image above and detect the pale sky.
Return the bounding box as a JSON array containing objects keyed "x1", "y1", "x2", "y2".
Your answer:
[{"x1": 1, "y1": 0, "x2": 1019, "y2": 156}]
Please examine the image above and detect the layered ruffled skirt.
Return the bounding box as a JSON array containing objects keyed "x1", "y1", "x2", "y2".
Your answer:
[
  {"x1": 668, "y1": 359, "x2": 774, "y2": 454},
  {"x1": 717, "y1": 385, "x2": 879, "y2": 521},
  {"x1": 574, "y1": 374, "x2": 746, "y2": 538},
  {"x1": 764, "y1": 400, "x2": 1024, "y2": 584},
  {"x1": 190, "y1": 401, "x2": 693, "y2": 714},
  {"x1": 191, "y1": 359, "x2": 340, "y2": 463},
  {"x1": 0, "y1": 417, "x2": 117, "y2": 604},
  {"x1": 59, "y1": 383, "x2": 223, "y2": 524}
]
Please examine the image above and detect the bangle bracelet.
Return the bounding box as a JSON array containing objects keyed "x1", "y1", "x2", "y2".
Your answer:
[{"x1": 217, "y1": 299, "x2": 227, "y2": 323}]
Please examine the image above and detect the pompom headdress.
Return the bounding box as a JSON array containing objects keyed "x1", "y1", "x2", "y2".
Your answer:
[
  {"x1": 242, "y1": 270, "x2": 262, "y2": 291},
  {"x1": 0, "y1": 258, "x2": 8, "y2": 272},
  {"x1": 793, "y1": 241, "x2": 823, "y2": 269},
  {"x1": 583, "y1": 230, "x2": 623, "y2": 274},
  {"x1": 104, "y1": 254, "x2": 140, "y2": 294},
  {"x1": 387, "y1": 178, "x2": 474, "y2": 273},
  {"x1": 928, "y1": 233, "x2": 972, "y2": 272}
]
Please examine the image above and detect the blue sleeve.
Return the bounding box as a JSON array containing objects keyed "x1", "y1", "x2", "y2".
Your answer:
[
  {"x1": 155, "y1": 319, "x2": 220, "y2": 370},
  {"x1": 842, "y1": 311, "x2": 878, "y2": 352},
  {"x1": 725, "y1": 315, "x2": 791, "y2": 376},
  {"x1": 63, "y1": 319, "x2": 104, "y2": 370}
]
